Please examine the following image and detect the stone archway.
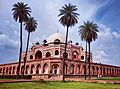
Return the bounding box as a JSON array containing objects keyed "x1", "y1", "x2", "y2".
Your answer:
[
  {"x1": 70, "y1": 64, "x2": 74, "y2": 74},
  {"x1": 6, "y1": 67, "x2": 8, "y2": 75},
  {"x1": 36, "y1": 64, "x2": 41, "y2": 74},
  {"x1": 65, "y1": 63, "x2": 68, "y2": 74},
  {"x1": 9, "y1": 67, "x2": 12, "y2": 75},
  {"x1": 12, "y1": 66, "x2": 15, "y2": 74},
  {"x1": 77, "y1": 65, "x2": 80, "y2": 74},
  {"x1": 31, "y1": 65, "x2": 35, "y2": 74},
  {"x1": 52, "y1": 64, "x2": 59, "y2": 74},
  {"x1": 43, "y1": 63, "x2": 48, "y2": 74},
  {"x1": 26, "y1": 65, "x2": 30, "y2": 74}
]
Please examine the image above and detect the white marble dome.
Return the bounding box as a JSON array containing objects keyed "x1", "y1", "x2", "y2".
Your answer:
[{"x1": 47, "y1": 33, "x2": 65, "y2": 43}]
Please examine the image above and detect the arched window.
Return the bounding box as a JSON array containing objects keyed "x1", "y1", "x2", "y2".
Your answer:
[
  {"x1": 63, "y1": 52, "x2": 68, "y2": 58},
  {"x1": 36, "y1": 64, "x2": 41, "y2": 74},
  {"x1": 46, "y1": 52, "x2": 51, "y2": 58},
  {"x1": 31, "y1": 65, "x2": 35, "y2": 74},
  {"x1": 70, "y1": 64, "x2": 74, "y2": 74},
  {"x1": 72, "y1": 51, "x2": 78, "y2": 60},
  {"x1": 81, "y1": 56, "x2": 84, "y2": 60},
  {"x1": 43, "y1": 63, "x2": 48, "y2": 74},
  {"x1": 35, "y1": 50, "x2": 42, "y2": 59},
  {"x1": 52, "y1": 64, "x2": 59, "y2": 74},
  {"x1": 30, "y1": 55, "x2": 33, "y2": 59},
  {"x1": 55, "y1": 50, "x2": 59, "y2": 55},
  {"x1": 54, "y1": 39, "x2": 60, "y2": 44}
]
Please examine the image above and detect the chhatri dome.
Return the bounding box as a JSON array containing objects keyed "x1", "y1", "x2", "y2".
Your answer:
[{"x1": 47, "y1": 33, "x2": 65, "y2": 43}]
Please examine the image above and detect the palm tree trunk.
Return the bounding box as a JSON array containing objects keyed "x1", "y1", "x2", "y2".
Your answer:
[
  {"x1": 85, "y1": 41, "x2": 87, "y2": 79},
  {"x1": 62, "y1": 26, "x2": 69, "y2": 82},
  {"x1": 17, "y1": 22, "x2": 22, "y2": 79},
  {"x1": 88, "y1": 42, "x2": 91, "y2": 79},
  {"x1": 23, "y1": 32, "x2": 30, "y2": 78}
]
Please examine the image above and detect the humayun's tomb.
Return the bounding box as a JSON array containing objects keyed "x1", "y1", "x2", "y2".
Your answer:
[{"x1": 0, "y1": 33, "x2": 120, "y2": 80}]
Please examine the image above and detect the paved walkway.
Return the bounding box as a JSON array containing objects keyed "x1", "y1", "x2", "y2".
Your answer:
[
  {"x1": 0, "y1": 79, "x2": 120, "y2": 84},
  {"x1": 0, "y1": 79, "x2": 32, "y2": 83},
  {"x1": 65, "y1": 78, "x2": 120, "y2": 84}
]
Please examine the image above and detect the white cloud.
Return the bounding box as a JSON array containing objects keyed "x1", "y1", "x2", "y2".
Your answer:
[
  {"x1": 92, "y1": 24, "x2": 120, "y2": 65},
  {"x1": 112, "y1": 31, "x2": 120, "y2": 39},
  {"x1": 98, "y1": 24, "x2": 113, "y2": 42},
  {"x1": 0, "y1": 33, "x2": 18, "y2": 48},
  {"x1": 94, "y1": 50, "x2": 109, "y2": 63}
]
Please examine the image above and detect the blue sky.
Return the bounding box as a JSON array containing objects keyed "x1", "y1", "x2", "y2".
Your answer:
[{"x1": 0, "y1": 0, "x2": 120, "y2": 66}]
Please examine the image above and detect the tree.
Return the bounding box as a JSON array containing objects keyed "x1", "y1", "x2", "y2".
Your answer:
[
  {"x1": 12, "y1": 2, "x2": 31, "y2": 78},
  {"x1": 58, "y1": 3, "x2": 79, "y2": 81},
  {"x1": 78, "y1": 21, "x2": 99, "y2": 79},
  {"x1": 23, "y1": 17, "x2": 37, "y2": 78}
]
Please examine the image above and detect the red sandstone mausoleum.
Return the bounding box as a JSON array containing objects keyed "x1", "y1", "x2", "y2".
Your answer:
[{"x1": 0, "y1": 33, "x2": 120, "y2": 80}]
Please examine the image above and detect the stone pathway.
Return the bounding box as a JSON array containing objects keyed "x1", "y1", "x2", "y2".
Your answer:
[
  {"x1": 0, "y1": 79, "x2": 120, "y2": 84},
  {"x1": 65, "y1": 78, "x2": 120, "y2": 84},
  {"x1": 0, "y1": 79, "x2": 32, "y2": 83}
]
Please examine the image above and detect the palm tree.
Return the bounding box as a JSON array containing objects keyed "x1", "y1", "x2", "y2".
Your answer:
[
  {"x1": 78, "y1": 21, "x2": 99, "y2": 79},
  {"x1": 23, "y1": 17, "x2": 37, "y2": 78},
  {"x1": 12, "y1": 2, "x2": 31, "y2": 78},
  {"x1": 58, "y1": 3, "x2": 79, "y2": 81}
]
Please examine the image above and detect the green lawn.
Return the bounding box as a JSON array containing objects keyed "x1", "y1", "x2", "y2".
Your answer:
[
  {"x1": 97, "y1": 77, "x2": 120, "y2": 80},
  {"x1": 0, "y1": 81, "x2": 120, "y2": 89}
]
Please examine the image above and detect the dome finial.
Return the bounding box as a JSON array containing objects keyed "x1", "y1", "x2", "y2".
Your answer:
[{"x1": 57, "y1": 28, "x2": 59, "y2": 33}]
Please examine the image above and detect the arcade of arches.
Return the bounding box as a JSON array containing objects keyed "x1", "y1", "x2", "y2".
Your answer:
[{"x1": 0, "y1": 33, "x2": 120, "y2": 80}]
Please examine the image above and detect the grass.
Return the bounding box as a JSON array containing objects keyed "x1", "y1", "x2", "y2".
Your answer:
[
  {"x1": 0, "y1": 81, "x2": 120, "y2": 89},
  {"x1": 97, "y1": 77, "x2": 120, "y2": 80}
]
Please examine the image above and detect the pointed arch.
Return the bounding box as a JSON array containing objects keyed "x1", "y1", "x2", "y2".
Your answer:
[
  {"x1": 63, "y1": 52, "x2": 68, "y2": 58},
  {"x1": 46, "y1": 52, "x2": 51, "y2": 58},
  {"x1": 36, "y1": 64, "x2": 41, "y2": 74},
  {"x1": 72, "y1": 51, "x2": 78, "y2": 60},
  {"x1": 70, "y1": 64, "x2": 74, "y2": 74},
  {"x1": 35, "y1": 50, "x2": 42, "y2": 59},
  {"x1": 77, "y1": 65, "x2": 80, "y2": 74},
  {"x1": 25, "y1": 65, "x2": 30, "y2": 74},
  {"x1": 43, "y1": 63, "x2": 48, "y2": 74},
  {"x1": 55, "y1": 50, "x2": 59, "y2": 55},
  {"x1": 31, "y1": 65, "x2": 35, "y2": 74},
  {"x1": 12, "y1": 66, "x2": 16, "y2": 74},
  {"x1": 52, "y1": 64, "x2": 59, "y2": 74}
]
